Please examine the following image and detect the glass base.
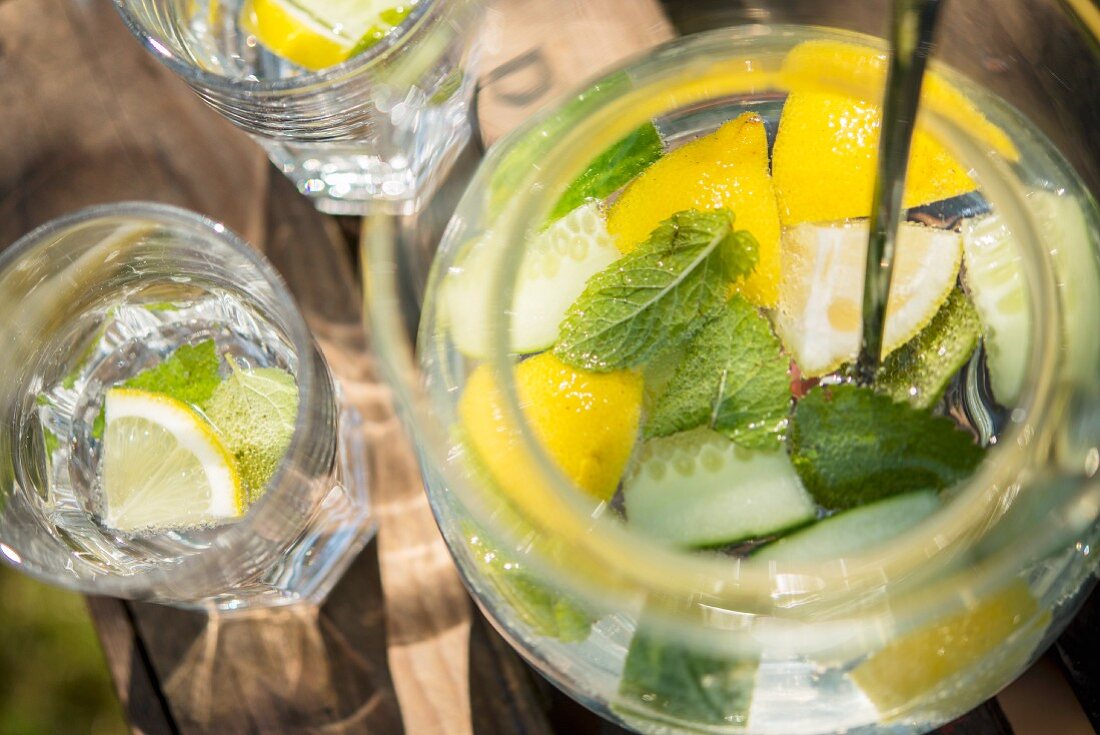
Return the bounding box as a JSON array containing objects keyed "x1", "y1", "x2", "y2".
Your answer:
[
  {"x1": 257, "y1": 119, "x2": 473, "y2": 217},
  {"x1": 200, "y1": 392, "x2": 374, "y2": 614}
]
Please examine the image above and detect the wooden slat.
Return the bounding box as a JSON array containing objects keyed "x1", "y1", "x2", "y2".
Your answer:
[
  {"x1": 86, "y1": 597, "x2": 179, "y2": 735},
  {"x1": 366, "y1": 1, "x2": 678, "y2": 732},
  {"x1": 1000, "y1": 651, "x2": 1095, "y2": 735},
  {"x1": 477, "y1": 0, "x2": 675, "y2": 144},
  {"x1": 125, "y1": 543, "x2": 405, "y2": 735}
]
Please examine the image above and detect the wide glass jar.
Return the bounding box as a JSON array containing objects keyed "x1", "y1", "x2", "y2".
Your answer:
[{"x1": 366, "y1": 15, "x2": 1100, "y2": 735}]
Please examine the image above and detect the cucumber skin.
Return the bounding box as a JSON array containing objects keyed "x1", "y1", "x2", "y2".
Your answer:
[
  {"x1": 623, "y1": 430, "x2": 817, "y2": 549},
  {"x1": 754, "y1": 489, "x2": 940, "y2": 563}
]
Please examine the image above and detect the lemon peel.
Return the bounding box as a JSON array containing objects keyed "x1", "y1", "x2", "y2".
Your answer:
[
  {"x1": 102, "y1": 388, "x2": 244, "y2": 532},
  {"x1": 459, "y1": 353, "x2": 642, "y2": 504},
  {"x1": 607, "y1": 113, "x2": 782, "y2": 307},
  {"x1": 773, "y1": 40, "x2": 1017, "y2": 226},
  {"x1": 775, "y1": 221, "x2": 962, "y2": 377}
]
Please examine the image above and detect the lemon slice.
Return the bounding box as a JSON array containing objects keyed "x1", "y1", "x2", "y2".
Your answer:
[
  {"x1": 102, "y1": 388, "x2": 244, "y2": 533},
  {"x1": 460, "y1": 352, "x2": 643, "y2": 503},
  {"x1": 241, "y1": 0, "x2": 415, "y2": 71},
  {"x1": 443, "y1": 202, "x2": 621, "y2": 359},
  {"x1": 851, "y1": 581, "x2": 1047, "y2": 718},
  {"x1": 775, "y1": 221, "x2": 962, "y2": 377},
  {"x1": 772, "y1": 40, "x2": 1016, "y2": 226},
  {"x1": 607, "y1": 113, "x2": 782, "y2": 307}
]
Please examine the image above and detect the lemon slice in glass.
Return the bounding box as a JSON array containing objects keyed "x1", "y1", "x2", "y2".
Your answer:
[
  {"x1": 775, "y1": 221, "x2": 962, "y2": 377},
  {"x1": 102, "y1": 388, "x2": 244, "y2": 533},
  {"x1": 241, "y1": 0, "x2": 417, "y2": 71}
]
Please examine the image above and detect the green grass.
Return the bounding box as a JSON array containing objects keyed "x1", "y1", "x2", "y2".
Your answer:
[{"x1": 0, "y1": 565, "x2": 127, "y2": 735}]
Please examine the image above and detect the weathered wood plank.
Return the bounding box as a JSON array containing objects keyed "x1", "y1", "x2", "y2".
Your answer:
[
  {"x1": 1000, "y1": 651, "x2": 1095, "y2": 735},
  {"x1": 125, "y1": 542, "x2": 405, "y2": 735},
  {"x1": 477, "y1": 0, "x2": 675, "y2": 145},
  {"x1": 0, "y1": 0, "x2": 268, "y2": 245},
  {"x1": 86, "y1": 597, "x2": 179, "y2": 735}
]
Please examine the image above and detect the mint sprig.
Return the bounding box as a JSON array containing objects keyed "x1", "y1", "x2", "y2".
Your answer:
[
  {"x1": 93, "y1": 339, "x2": 222, "y2": 440},
  {"x1": 645, "y1": 296, "x2": 790, "y2": 448},
  {"x1": 790, "y1": 385, "x2": 984, "y2": 511},
  {"x1": 553, "y1": 209, "x2": 758, "y2": 372},
  {"x1": 464, "y1": 523, "x2": 593, "y2": 643},
  {"x1": 204, "y1": 360, "x2": 298, "y2": 501},
  {"x1": 617, "y1": 620, "x2": 755, "y2": 727},
  {"x1": 124, "y1": 340, "x2": 221, "y2": 408}
]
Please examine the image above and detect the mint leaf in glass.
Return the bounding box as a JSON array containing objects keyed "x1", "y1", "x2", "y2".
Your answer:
[
  {"x1": 790, "y1": 385, "x2": 984, "y2": 511},
  {"x1": 465, "y1": 524, "x2": 594, "y2": 643},
  {"x1": 204, "y1": 361, "x2": 298, "y2": 502},
  {"x1": 124, "y1": 340, "x2": 221, "y2": 408},
  {"x1": 553, "y1": 209, "x2": 758, "y2": 372},
  {"x1": 548, "y1": 122, "x2": 664, "y2": 223},
  {"x1": 876, "y1": 289, "x2": 981, "y2": 409},
  {"x1": 645, "y1": 295, "x2": 790, "y2": 448},
  {"x1": 617, "y1": 621, "x2": 755, "y2": 727},
  {"x1": 92, "y1": 339, "x2": 222, "y2": 440}
]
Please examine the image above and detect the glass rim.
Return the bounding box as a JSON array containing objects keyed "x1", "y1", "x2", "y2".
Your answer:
[
  {"x1": 0, "y1": 201, "x2": 325, "y2": 596},
  {"x1": 111, "y1": 0, "x2": 436, "y2": 96},
  {"x1": 381, "y1": 25, "x2": 1079, "y2": 615}
]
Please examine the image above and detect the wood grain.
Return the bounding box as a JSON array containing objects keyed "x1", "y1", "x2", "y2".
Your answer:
[
  {"x1": 4, "y1": 0, "x2": 1096, "y2": 733},
  {"x1": 477, "y1": 0, "x2": 675, "y2": 144}
]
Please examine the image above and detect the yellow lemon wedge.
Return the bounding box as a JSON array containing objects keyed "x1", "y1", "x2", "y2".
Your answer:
[
  {"x1": 241, "y1": 0, "x2": 416, "y2": 71},
  {"x1": 775, "y1": 221, "x2": 962, "y2": 377},
  {"x1": 102, "y1": 388, "x2": 244, "y2": 533},
  {"x1": 606, "y1": 113, "x2": 782, "y2": 307},
  {"x1": 772, "y1": 40, "x2": 1017, "y2": 226},
  {"x1": 852, "y1": 581, "x2": 1047, "y2": 719},
  {"x1": 459, "y1": 353, "x2": 643, "y2": 504}
]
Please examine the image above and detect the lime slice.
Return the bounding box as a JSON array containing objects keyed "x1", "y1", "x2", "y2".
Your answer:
[
  {"x1": 443, "y1": 202, "x2": 621, "y2": 359},
  {"x1": 102, "y1": 388, "x2": 244, "y2": 533},
  {"x1": 775, "y1": 221, "x2": 962, "y2": 377},
  {"x1": 241, "y1": 0, "x2": 415, "y2": 71}
]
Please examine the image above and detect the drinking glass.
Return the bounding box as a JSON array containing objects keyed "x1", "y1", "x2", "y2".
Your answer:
[
  {"x1": 112, "y1": 0, "x2": 483, "y2": 216},
  {"x1": 364, "y1": 2, "x2": 1100, "y2": 733},
  {"x1": 0, "y1": 202, "x2": 371, "y2": 611}
]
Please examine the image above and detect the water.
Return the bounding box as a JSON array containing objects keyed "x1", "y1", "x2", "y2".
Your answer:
[
  {"x1": 412, "y1": 24, "x2": 1100, "y2": 735},
  {"x1": 23, "y1": 288, "x2": 298, "y2": 576},
  {"x1": 118, "y1": 0, "x2": 480, "y2": 214}
]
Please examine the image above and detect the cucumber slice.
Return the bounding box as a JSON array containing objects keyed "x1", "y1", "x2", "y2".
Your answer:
[
  {"x1": 962, "y1": 189, "x2": 1099, "y2": 406},
  {"x1": 754, "y1": 490, "x2": 940, "y2": 563},
  {"x1": 442, "y1": 202, "x2": 620, "y2": 359},
  {"x1": 961, "y1": 212, "x2": 1029, "y2": 405},
  {"x1": 623, "y1": 428, "x2": 815, "y2": 548}
]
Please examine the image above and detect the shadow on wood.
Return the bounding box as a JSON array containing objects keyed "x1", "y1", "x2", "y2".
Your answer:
[{"x1": 125, "y1": 542, "x2": 404, "y2": 735}]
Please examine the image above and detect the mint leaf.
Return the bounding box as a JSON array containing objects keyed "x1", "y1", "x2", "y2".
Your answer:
[
  {"x1": 464, "y1": 523, "x2": 593, "y2": 643},
  {"x1": 617, "y1": 620, "x2": 755, "y2": 727},
  {"x1": 124, "y1": 340, "x2": 221, "y2": 408},
  {"x1": 548, "y1": 122, "x2": 664, "y2": 223},
  {"x1": 489, "y1": 71, "x2": 636, "y2": 217},
  {"x1": 877, "y1": 289, "x2": 981, "y2": 409},
  {"x1": 645, "y1": 296, "x2": 790, "y2": 448},
  {"x1": 790, "y1": 385, "x2": 984, "y2": 511},
  {"x1": 553, "y1": 209, "x2": 758, "y2": 372},
  {"x1": 204, "y1": 362, "x2": 298, "y2": 502}
]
